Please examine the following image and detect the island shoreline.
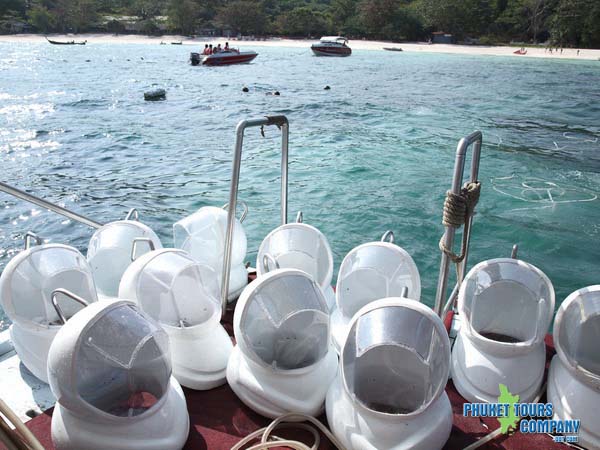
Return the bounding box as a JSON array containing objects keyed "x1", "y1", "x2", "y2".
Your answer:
[{"x1": 1, "y1": 33, "x2": 599, "y2": 61}]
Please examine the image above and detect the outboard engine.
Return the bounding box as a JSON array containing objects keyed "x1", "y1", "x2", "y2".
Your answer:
[{"x1": 190, "y1": 52, "x2": 201, "y2": 66}]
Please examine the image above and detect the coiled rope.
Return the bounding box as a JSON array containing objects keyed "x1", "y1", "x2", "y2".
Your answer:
[
  {"x1": 439, "y1": 181, "x2": 481, "y2": 264},
  {"x1": 231, "y1": 413, "x2": 344, "y2": 450}
]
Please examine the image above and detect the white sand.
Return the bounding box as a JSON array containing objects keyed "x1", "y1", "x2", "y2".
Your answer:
[{"x1": 2, "y1": 33, "x2": 599, "y2": 61}]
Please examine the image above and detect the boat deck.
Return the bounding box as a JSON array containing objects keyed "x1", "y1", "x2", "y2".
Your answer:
[{"x1": 0, "y1": 309, "x2": 567, "y2": 450}]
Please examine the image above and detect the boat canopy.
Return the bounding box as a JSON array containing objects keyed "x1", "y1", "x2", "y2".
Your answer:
[{"x1": 319, "y1": 36, "x2": 348, "y2": 43}]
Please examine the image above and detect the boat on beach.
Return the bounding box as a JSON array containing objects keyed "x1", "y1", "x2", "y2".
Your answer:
[
  {"x1": 311, "y1": 36, "x2": 352, "y2": 57},
  {"x1": 45, "y1": 37, "x2": 86, "y2": 45},
  {"x1": 190, "y1": 49, "x2": 258, "y2": 66},
  {"x1": 0, "y1": 115, "x2": 596, "y2": 450},
  {"x1": 383, "y1": 47, "x2": 403, "y2": 52}
]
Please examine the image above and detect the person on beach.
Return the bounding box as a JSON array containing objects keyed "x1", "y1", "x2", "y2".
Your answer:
[{"x1": 577, "y1": 49, "x2": 580, "y2": 56}]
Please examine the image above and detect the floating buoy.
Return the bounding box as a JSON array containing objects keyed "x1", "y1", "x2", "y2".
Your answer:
[
  {"x1": 242, "y1": 86, "x2": 249, "y2": 92},
  {"x1": 144, "y1": 88, "x2": 166, "y2": 101},
  {"x1": 324, "y1": 85, "x2": 331, "y2": 90}
]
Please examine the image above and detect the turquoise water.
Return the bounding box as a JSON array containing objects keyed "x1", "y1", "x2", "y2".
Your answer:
[{"x1": 1, "y1": 43, "x2": 599, "y2": 330}]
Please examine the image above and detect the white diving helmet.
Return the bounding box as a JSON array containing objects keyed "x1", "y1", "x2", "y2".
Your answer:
[
  {"x1": 48, "y1": 299, "x2": 189, "y2": 450},
  {"x1": 256, "y1": 212, "x2": 335, "y2": 310},
  {"x1": 86, "y1": 210, "x2": 162, "y2": 298},
  {"x1": 326, "y1": 298, "x2": 452, "y2": 450},
  {"x1": 0, "y1": 233, "x2": 98, "y2": 383},
  {"x1": 331, "y1": 231, "x2": 421, "y2": 353},
  {"x1": 173, "y1": 204, "x2": 248, "y2": 301},
  {"x1": 226, "y1": 268, "x2": 338, "y2": 418},
  {"x1": 451, "y1": 258, "x2": 555, "y2": 403},
  {"x1": 119, "y1": 248, "x2": 233, "y2": 390},
  {"x1": 548, "y1": 285, "x2": 600, "y2": 449}
]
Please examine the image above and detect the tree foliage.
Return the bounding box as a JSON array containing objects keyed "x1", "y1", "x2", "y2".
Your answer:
[{"x1": 0, "y1": 0, "x2": 598, "y2": 48}]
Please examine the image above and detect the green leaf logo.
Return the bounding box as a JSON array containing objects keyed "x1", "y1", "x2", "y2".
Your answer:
[{"x1": 497, "y1": 384, "x2": 520, "y2": 434}]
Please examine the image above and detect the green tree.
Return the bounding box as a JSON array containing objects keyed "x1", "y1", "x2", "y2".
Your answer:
[
  {"x1": 27, "y1": 4, "x2": 57, "y2": 32},
  {"x1": 168, "y1": 0, "x2": 197, "y2": 34},
  {"x1": 550, "y1": 0, "x2": 600, "y2": 47},
  {"x1": 133, "y1": 0, "x2": 166, "y2": 20},
  {"x1": 277, "y1": 6, "x2": 331, "y2": 36},
  {"x1": 216, "y1": 1, "x2": 268, "y2": 35}
]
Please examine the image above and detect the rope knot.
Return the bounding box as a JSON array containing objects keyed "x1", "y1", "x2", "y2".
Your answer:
[{"x1": 439, "y1": 181, "x2": 481, "y2": 263}]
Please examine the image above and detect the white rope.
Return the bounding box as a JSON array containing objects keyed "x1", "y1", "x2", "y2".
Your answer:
[{"x1": 231, "y1": 413, "x2": 345, "y2": 450}]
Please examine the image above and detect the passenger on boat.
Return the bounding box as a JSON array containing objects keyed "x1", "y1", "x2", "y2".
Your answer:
[
  {"x1": 202, "y1": 44, "x2": 210, "y2": 55},
  {"x1": 216, "y1": 44, "x2": 222, "y2": 53},
  {"x1": 208, "y1": 44, "x2": 213, "y2": 54},
  {"x1": 224, "y1": 42, "x2": 230, "y2": 51}
]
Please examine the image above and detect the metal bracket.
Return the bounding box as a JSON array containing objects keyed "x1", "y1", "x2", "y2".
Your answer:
[
  {"x1": 24, "y1": 232, "x2": 43, "y2": 250},
  {"x1": 296, "y1": 211, "x2": 303, "y2": 223},
  {"x1": 220, "y1": 115, "x2": 290, "y2": 318},
  {"x1": 222, "y1": 200, "x2": 249, "y2": 223},
  {"x1": 262, "y1": 253, "x2": 280, "y2": 273},
  {"x1": 511, "y1": 244, "x2": 519, "y2": 259},
  {"x1": 51, "y1": 288, "x2": 89, "y2": 324},
  {"x1": 434, "y1": 131, "x2": 482, "y2": 317},
  {"x1": 125, "y1": 208, "x2": 139, "y2": 221},
  {"x1": 131, "y1": 237, "x2": 156, "y2": 261},
  {"x1": 381, "y1": 230, "x2": 395, "y2": 244}
]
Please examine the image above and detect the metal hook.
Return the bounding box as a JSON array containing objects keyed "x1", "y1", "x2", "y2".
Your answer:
[
  {"x1": 511, "y1": 244, "x2": 519, "y2": 259},
  {"x1": 381, "y1": 230, "x2": 395, "y2": 243},
  {"x1": 24, "y1": 231, "x2": 43, "y2": 250},
  {"x1": 401, "y1": 286, "x2": 409, "y2": 298},
  {"x1": 131, "y1": 237, "x2": 156, "y2": 261},
  {"x1": 296, "y1": 211, "x2": 303, "y2": 223},
  {"x1": 51, "y1": 288, "x2": 89, "y2": 324},
  {"x1": 125, "y1": 208, "x2": 139, "y2": 221},
  {"x1": 222, "y1": 200, "x2": 248, "y2": 223},
  {"x1": 262, "y1": 253, "x2": 280, "y2": 273}
]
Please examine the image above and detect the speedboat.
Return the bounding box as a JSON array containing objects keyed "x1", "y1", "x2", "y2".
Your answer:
[
  {"x1": 311, "y1": 36, "x2": 351, "y2": 57},
  {"x1": 190, "y1": 49, "x2": 258, "y2": 66}
]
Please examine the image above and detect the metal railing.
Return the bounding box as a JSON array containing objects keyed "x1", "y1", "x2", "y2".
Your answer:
[
  {"x1": 0, "y1": 181, "x2": 103, "y2": 229},
  {"x1": 220, "y1": 115, "x2": 290, "y2": 317},
  {"x1": 434, "y1": 131, "x2": 482, "y2": 317}
]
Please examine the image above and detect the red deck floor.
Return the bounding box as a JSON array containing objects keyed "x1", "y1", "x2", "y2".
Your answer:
[{"x1": 10, "y1": 305, "x2": 566, "y2": 449}]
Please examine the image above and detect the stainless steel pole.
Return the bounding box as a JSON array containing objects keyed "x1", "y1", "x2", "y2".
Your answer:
[
  {"x1": 0, "y1": 181, "x2": 102, "y2": 229},
  {"x1": 434, "y1": 131, "x2": 482, "y2": 316},
  {"x1": 220, "y1": 116, "x2": 290, "y2": 318}
]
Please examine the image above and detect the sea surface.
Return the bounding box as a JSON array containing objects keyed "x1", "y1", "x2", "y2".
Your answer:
[{"x1": 0, "y1": 42, "x2": 599, "y2": 330}]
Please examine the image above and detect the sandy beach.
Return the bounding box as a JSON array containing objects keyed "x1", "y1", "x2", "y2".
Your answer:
[{"x1": 1, "y1": 33, "x2": 599, "y2": 61}]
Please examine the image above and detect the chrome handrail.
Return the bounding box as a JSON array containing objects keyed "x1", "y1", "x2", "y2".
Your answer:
[
  {"x1": 220, "y1": 115, "x2": 289, "y2": 317},
  {"x1": 0, "y1": 181, "x2": 103, "y2": 229},
  {"x1": 434, "y1": 131, "x2": 482, "y2": 317}
]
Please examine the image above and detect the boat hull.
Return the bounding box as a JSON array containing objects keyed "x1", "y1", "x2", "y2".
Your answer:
[
  {"x1": 201, "y1": 52, "x2": 258, "y2": 66},
  {"x1": 311, "y1": 46, "x2": 351, "y2": 57}
]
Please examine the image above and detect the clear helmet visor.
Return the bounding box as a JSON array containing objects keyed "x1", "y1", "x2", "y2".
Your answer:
[
  {"x1": 336, "y1": 243, "x2": 421, "y2": 319},
  {"x1": 257, "y1": 223, "x2": 333, "y2": 290},
  {"x1": 173, "y1": 206, "x2": 247, "y2": 269},
  {"x1": 87, "y1": 221, "x2": 162, "y2": 297},
  {"x1": 342, "y1": 301, "x2": 449, "y2": 415},
  {"x1": 459, "y1": 259, "x2": 554, "y2": 344},
  {"x1": 238, "y1": 270, "x2": 330, "y2": 370},
  {"x1": 554, "y1": 286, "x2": 600, "y2": 384},
  {"x1": 120, "y1": 250, "x2": 220, "y2": 327},
  {"x1": 74, "y1": 303, "x2": 171, "y2": 417},
  {"x1": 0, "y1": 245, "x2": 97, "y2": 326}
]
